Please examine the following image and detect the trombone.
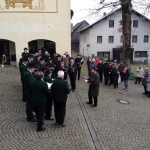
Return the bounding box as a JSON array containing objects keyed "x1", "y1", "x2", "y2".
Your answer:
[{"x1": 1, "y1": 54, "x2": 6, "y2": 67}]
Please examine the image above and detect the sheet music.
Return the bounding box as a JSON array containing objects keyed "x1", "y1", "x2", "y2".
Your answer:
[
  {"x1": 47, "y1": 82, "x2": 53, "y2": 89},
  {"x1": 85, "y1": 79, "x2": 88, "y2": 83}
]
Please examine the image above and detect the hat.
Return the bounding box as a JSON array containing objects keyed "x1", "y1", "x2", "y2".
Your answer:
[
  {"x1": 45, "y1": 69, "x2": 53, "y2": 75},
  {"x1": 24, "y1": 47, "x2": 28, "y2": 50},
  {"x1": 69, "y1": 57, "x2": 74, "y2": 60},
  {"x1": 22, "y1": 57, "x2": 28, "y2": 61},
  {"x1": 34, "y1": 68, "x2": 39, "y2": 72},
  {"x1": 27, "y1": 62, "x2": 35, "y2": 68},
  {"x1": 39, "y1": 57, "x2": 45, "y2": 61},
  {"x1": 57, "y1": 54, "x2": 61, "y2": 57},
  {"x1": 91, "y1": 67, "x2": 98, "y2": 71},
  {"x1": 28, "y1": 54, "x2": 34, "y2": 58},
  {"x1": 49, "y1": 57, "x2": 53, "y2": 60}
]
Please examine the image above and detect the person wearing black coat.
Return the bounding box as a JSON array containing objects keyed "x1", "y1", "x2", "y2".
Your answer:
[
  {"x1": 75, "y1": 54, "x2": 84, "y2": 80},
  {"x1": 105, "y1": 63, "x2": 112, "y2": 86},
  {"x1": 97, "y1": 59, "x2": 103, "y2": 82},
  {"x1": 122, "y1": 66, "x2": 130, "y2": 91},
  {"x1": 112, "y1": 65, "x2": 119, "y2": 89},
  {"x1": 142, "y1": 68, "x2": 148, "y2": 94},
  {"x1": 86, "y1": 57, "x2": 91, "y2": 77}
]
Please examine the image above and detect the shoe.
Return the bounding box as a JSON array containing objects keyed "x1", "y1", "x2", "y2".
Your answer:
[
  {"x1": 114, "y1": 87, "x2": 116, "y2": 89},
  {"x1": 91, "y1": 104, "x2": 97, "y2": 107},
  {"x1": 78, "y1": 79, "x2": 80, "y2": 80},
  {"x1": 60, "y1": 124, "x2": 67, "y2": 127},
  {"x1": 134, "y1": 83, "x2": 137, "y2": 84},
  {"x1": 45, "y1": 116, "x2": 54, "y2": 120},
  {"x1": 142, "y1": 93, "x2": 146, "y2": 94},
  {"x1": 36, "y1": 127, "x2": 46, "y2": 132},
  {"x1": 86, "y1": 102, "x2": 92, "y2": 104},
  {"x1": 28, "y1": 118, "x2": 37, "y2": 122},
  {"x1": 125, "y1": 89, "x2": 128, "y2": 91},
  {"x1": 22, "y1": 99, "x2": 26, "y2": 102},
  {"x1": 72, "y1": 90, "x2": 75, "y2": 92}
]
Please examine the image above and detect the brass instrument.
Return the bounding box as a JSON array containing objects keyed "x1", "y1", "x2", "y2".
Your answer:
[
  {"x1": 1, "y1": 54, "x2": 6, "y2": 67},
  {"x1": 79, "y1": 58, "x2": 84, "y2": 67}
]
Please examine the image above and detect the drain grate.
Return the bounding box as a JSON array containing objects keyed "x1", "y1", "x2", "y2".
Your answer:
[{"x1": 117, "y1": 99, "x2": 130, "y2": 104}]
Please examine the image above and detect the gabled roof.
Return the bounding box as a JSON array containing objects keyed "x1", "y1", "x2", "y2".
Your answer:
[
  {"x1": 79, "y1": 8, "x2": 150, "y2": 32},
  {"x1": 73, "y1": 20, "x2": 89, "y2": 32}
]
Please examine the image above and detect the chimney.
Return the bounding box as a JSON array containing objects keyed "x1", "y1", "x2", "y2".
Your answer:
[{"x1": 103, "y1": 12, "x2": 106, "y2": 16}]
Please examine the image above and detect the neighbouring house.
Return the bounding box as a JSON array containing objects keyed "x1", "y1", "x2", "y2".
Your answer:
[
  {"x1": 71, "y1": 20, "x2": 89, "y2": 53},
  {"x1": 79, "y1": 8, "x2": 150, "y2": 63}
]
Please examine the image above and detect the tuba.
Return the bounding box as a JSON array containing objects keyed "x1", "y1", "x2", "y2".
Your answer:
[{"x1": 1, "y1": 54, "x2": 6, "y2": 67}]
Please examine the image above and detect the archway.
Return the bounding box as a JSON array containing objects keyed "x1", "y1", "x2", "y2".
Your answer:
[
  {"x1": 0, "y1": 39, "x2": 16, "y2": 66},
  {"x1": 28, "y1": 39, "x2": 56, "y2": 55}
]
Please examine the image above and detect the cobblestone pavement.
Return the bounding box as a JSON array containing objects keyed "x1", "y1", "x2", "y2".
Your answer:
[
  {"x1": 76, "y1": 77, "x2": 150, "y2": 150},
  {"x1": 0, "y1": 67, "x2": 91, "y2": 150},
  {"x1": 1, "y1": 67, "x2": 150, "y2": 150}
]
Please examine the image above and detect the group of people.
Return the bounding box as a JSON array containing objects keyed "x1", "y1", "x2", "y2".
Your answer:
[
  {"x1": 87, "y1": 57, "x2": 130, "y2": 91},
  {"x1": 19, "y1": 47, "x2": 86, "y2": 132}
]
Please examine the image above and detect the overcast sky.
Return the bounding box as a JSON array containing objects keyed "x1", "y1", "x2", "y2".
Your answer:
[{"x1": 71, "y1": 0, "x2": 150, "y2": 26}]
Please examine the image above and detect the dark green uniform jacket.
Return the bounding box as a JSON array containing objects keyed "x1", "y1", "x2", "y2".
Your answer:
[
  {"x1": 19, "y1": 64, "x2": 27, "y2": 83},
  {"x1": 51, "y1": 78, "x2": 70, "y2": 102},
  {"x1": 23, "y1": 70, "x2": 35, "y2": 95},
  {"x1": 68, "y1": 63, "x2": 77, "y2": 76},
  {"x1": 44, "y1": 75, "x2": 53, "y2": 83},
  {"x1": 88, "y1": 72, "x2": 100, "y2": 97},
  {"x1": 31, "y1": 78, "x2": 51, "y2": 105}
]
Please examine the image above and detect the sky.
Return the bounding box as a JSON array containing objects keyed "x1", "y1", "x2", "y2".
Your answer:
[{"x1": 71, "y1": 0, "x2": 150, "y2": 26}]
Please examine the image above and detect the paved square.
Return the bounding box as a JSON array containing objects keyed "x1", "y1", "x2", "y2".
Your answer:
[{"x1": 0, "y1": 67, "x2": 150, "y2": 150}]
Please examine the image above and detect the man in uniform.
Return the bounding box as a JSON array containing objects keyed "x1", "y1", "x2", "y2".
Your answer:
[
  {"x1": 30, "y1": 71, "x2": 52, "y2": 132},
  {"x1": 51, "y1": 71, "x2": 70, "y2": 127},
  {"x1": 75, "y1": 54, "x2": 84, "y2": 80},
  {"x1": 23, "y1": 63, "x2": 36, "y2": 122},
  {"x1": 85, "y1": 68, "x2": 100, "y2": 107},
  {"x1": 22, "y1": 47, "x2": 29, "y2": 58},
  {"x1": 68, "y1": 58, "x2": 77, "y2": 92},
  {"x1": 44, "y1": 69, "x2": 54, "y2": 120},
  {"x1": 19, "y1": 57, "x2": 28, "y2": 102}
]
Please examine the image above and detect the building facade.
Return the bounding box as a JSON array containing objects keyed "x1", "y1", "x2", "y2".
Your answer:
[
  {"x1": 0, "y1": 0, "x2": 71, "y2": 66},
  {"x1": 79, "y1": 8, "x2": 150, "y2": 63},
  {"x1": 71, "y1": 20, "x2": 89, "y2": 53}
]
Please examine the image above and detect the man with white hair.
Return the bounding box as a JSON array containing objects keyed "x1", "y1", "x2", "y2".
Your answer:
[
  {"x1": 51, "y1": 70, "x2": 70, "y2": 127},
  {"x1": 89, "y1": 58, "x2": 97, "y2": 76}
]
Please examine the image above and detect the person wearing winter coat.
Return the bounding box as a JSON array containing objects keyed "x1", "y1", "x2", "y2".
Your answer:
[
  {"x1": 134, "y1": 64, "x2": 144, "y2": 84},
  {"x1": 122, "y1": 66, "x2": 130, "y2": 91},
  {"x1": 112, "y1": 65, "x2": 119, "y2": 89},
  {"x1": 142, "y1": 67, "x2": 148, "y2": 95}
]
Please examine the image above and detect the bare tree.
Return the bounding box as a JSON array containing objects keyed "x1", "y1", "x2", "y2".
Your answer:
[{"x1": 84, "y1": 0, "x2": 150, "y2": 69}]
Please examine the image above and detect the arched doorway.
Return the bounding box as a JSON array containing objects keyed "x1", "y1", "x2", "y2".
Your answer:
[
  {"x1": 28, "y1": 39, "x2": 56, "y2": 55},
  {"x1": 0, "y1": 39, "x2": 16, "y2": 65}
]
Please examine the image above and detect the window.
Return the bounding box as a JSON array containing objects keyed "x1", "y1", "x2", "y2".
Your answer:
[
  {"x1": 108, "y1": 36, "x2": 114, "y2": 43},
  {"x1": 109, "y1": 20, "x2": 114, "y2": 27},
  {"x1": 135, "y1": 51, "x2": 147, "y2": 57},
  {"x1": 132, "y1": 35, "x2": 137, "y2": 43},
  {"x1": 144, "y1": 35, "x2": 149, "y2": 43},
  {"x1": 120, "y1": 35, "x2": 123, "y2": 43},
  {"x1": 97, "y1": 36, "x2": 102, "y2": 43},
  {"x1": 133, "y1": 20, "x2": 138, "y2": 28},
  {"x1": 97, "y1": 52, "x2": 110, "y2": 58}
]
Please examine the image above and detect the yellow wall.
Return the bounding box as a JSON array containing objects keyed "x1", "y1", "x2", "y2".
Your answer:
[{"x1": 0, "y1": 0, "x2": 71, "y2": 66}]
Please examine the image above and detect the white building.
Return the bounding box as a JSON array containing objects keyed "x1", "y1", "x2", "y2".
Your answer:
[
  {"x1": 0, "y1": 0, "x2": 71, "y2": 67},
  {"x1": 79, "y1": 8, "x2": 150, "y2": 63}
]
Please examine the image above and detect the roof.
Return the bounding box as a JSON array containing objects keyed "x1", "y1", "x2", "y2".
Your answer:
[
  {"x1": 73, "y1": 20, "x2": 89, "y2": 32},
  {"x1": 79, "y1": 8, "x2": 150, "y2": 32}
]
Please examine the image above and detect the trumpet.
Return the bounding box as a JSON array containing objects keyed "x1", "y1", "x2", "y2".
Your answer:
[{"x1": 1, "y1": 54, "x2": 6, "y2": 67}]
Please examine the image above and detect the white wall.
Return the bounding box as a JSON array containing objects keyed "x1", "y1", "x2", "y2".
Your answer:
[{"x1": 80, "y1": 10, "x2": 150, "y2": 62}]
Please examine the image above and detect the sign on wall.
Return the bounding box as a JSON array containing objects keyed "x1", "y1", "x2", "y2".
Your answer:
[{"x1": 0, "y1": 0, "x2": 58, "y2": 13}]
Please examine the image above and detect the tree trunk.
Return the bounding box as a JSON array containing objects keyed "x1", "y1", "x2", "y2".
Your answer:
[{"x1": 121, "y1": 0, "x2": 132, "y2": 71}]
